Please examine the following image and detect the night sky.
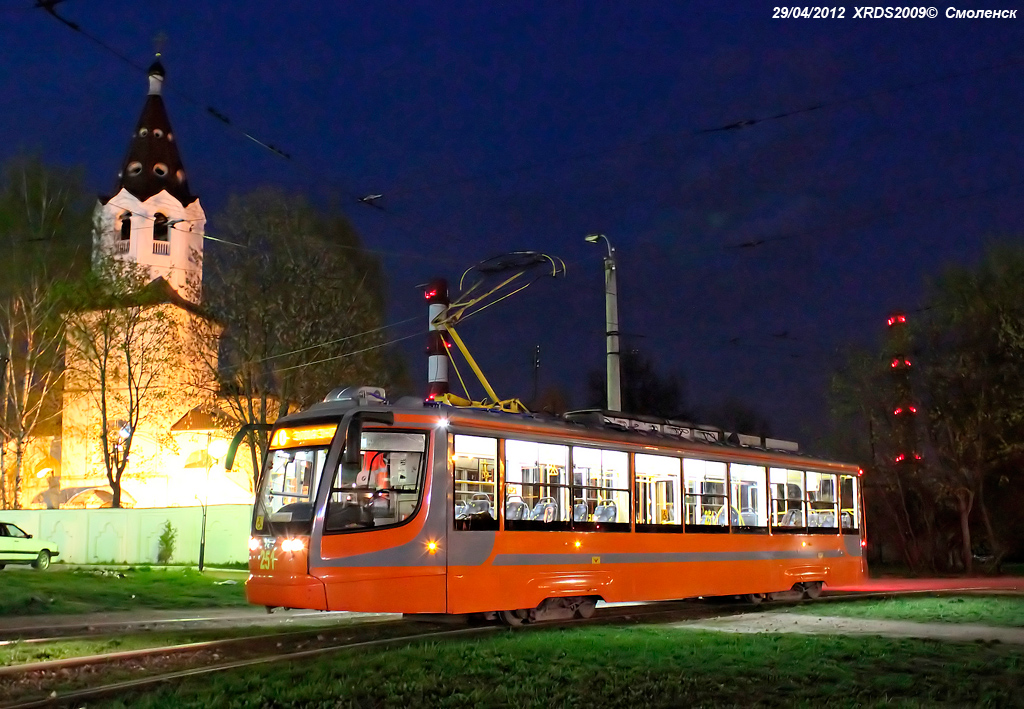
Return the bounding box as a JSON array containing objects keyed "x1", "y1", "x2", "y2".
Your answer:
[{"x1": 3, "y1": 2, "x2": 1022, "y2": 449}]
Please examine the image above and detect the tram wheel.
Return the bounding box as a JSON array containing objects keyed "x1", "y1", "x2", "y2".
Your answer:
[
  {"x1": 500, "y1": 609, "x2": 530, "y2": 626},
  {"x1": 745, "y1": 593, "x2": 766, "y2": 605},
  {"x1": 802, "y1": 582, "x2": 823, "y2": 600},
  {"x1": 574, "y1": 598, "x2": 597, "y2": 619}
]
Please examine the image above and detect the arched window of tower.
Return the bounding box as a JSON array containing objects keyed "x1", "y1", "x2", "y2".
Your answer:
[
  {"x1": 153, "y1": 213, "x2": 169, "y2": 242},
  {"x1": 119, "y1": 213, "x2": 132, "y2": 241}
]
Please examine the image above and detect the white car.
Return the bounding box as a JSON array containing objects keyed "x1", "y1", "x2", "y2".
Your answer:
[{"x1": 0, "y1": 522, "x2": 59, "y2": 570}]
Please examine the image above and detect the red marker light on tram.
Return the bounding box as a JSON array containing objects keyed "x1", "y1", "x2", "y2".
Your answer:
[
  {"x1": 909, "y1": 406, "x2": 917, "y2": 414},
  {"x1": 861, "y1": 539, "x2": 867, "y2": 548},
  {"x1": 424, "y1": 288, "x2": 436, "y2": 299},
  {"x1": 893, "y1": 408, "x2": 902, "y2": 416}
]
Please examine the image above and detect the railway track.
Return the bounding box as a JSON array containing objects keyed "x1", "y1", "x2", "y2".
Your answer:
[{"x1": 0, "y1": 590, "x2": 980, "y2": 708}]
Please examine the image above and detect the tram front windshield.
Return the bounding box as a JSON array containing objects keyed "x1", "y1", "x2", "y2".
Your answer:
[
  {"x1": 256, "y1": 448, "x2": 331, "y2": 535},
  {"x1": 254, "y1": 424, "x2": 428, "y2": 536}
]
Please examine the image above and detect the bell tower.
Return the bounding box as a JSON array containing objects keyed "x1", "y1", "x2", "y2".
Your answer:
[{"x1": 93, "y1": 59, "x2": 205, "y2": 299}]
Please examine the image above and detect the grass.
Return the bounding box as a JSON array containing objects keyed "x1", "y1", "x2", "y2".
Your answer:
[
  {"x1": 783, "y1": 595, "x2": 1024, "y2": 627},
  {"x1": 0, "y1": 621, "x2": 346, "y2": 667},
  {"x1": 0, "y1": 567, "x2": 247, "y2": 616},
  {"x1": 99, "y1": 624, "x2": 1024, "y2": 708}
]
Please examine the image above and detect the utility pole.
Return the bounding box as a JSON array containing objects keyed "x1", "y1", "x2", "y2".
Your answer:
[
  {"x1": 585, "y1": 234, "x2": 621, "y2": 411},
  {"x1": 532, "y1": 345, "x2": 540, "y2": 404}
]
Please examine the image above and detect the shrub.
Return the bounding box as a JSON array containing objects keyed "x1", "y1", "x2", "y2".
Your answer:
[{"x1": 157, "y1": 520, "x2": 177, "y2": 564}]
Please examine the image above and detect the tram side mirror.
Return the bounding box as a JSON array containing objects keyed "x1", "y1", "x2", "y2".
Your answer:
[
  {"x1": 224, "y1": 423, "x2": 273, "y2": 471},
  {"x1": 342, "y1": 411, "x2": 395, "y2": 478}
]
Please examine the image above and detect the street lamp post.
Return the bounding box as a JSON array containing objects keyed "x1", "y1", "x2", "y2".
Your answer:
[
  {"x1": 200, "y1": 437, "x2": 229, "y2": 572},
  {"x1": 584, "y1": 234, "x2": 621, "y2": 411}
]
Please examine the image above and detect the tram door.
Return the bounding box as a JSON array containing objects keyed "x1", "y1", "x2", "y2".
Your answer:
[{"x1": 448, "y1": 434, "x2": 500, "y2": 613}]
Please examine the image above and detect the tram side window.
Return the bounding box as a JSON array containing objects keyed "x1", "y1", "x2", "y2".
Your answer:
[
  {"x1": 806, "y1": 471, "x2": 839, "y2": 530},
  {"x1": 770, "y1": 468, "x2": 806, "y2": 529},
  {"x1": 635, "y1": 453, "x2": 682, "y2": 529},
  {"x1": 504, "y1": 439, "x2": 570, "y2": 529},
  {"x1": 453, "y1": 435, "x2": 498, "y2": 531},
  {"x1": 324, "y1": 431, "x2": 427, "y2": 533},
  {"x1": 571, "y1": 447, "x2": 629, "y2": 528},
  {"x1": 683, "y1": 458, "x2": 728, "y2": 531},
  {"x1": 839, "y1": 474, "x2": 860, "y2": 532},
  {"x1": 729, "y1": 464, "x2": 768, "y2": 530}
]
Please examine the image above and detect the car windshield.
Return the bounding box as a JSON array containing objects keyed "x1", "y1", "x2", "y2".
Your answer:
[{"x1": 4, "y1": 524, "x2": 27, "y2": 538}]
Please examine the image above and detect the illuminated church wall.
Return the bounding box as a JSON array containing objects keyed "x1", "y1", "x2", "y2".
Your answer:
[{"x1": 15, "y1": 58, "x2": 257, "y2": 510}]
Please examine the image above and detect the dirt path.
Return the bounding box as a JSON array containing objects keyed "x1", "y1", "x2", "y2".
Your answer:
[{"x1": 675, "y1": 612, "x2": 1024, "y2": 644}]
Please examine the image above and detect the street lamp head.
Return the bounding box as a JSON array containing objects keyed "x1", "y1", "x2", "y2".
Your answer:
[
  {"x1": 584, "y1": 234, "x2": 604, "y2": 243},
  {"x1": 208, "y1": 438, "x2": 229, "y2": 461}
]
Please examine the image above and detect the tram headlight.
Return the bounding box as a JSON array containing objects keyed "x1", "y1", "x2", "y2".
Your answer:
[
  {"x1": 281, "y1": 538, "x2": 305, "y2": 553},
  {"x1": 248, "y1": 536, "x2": 261, "y2": 551},
  {"x1": 427, "y1": 540, "x2": 438, "y2": 554}
]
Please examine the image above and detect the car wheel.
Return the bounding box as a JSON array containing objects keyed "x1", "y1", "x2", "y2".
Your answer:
[
  {"x1": 32, "y1": 551, "x2": 50, "y2": 571},
  {"x1": 0, "y1": 564, "x2": 5, "y2": 570}
]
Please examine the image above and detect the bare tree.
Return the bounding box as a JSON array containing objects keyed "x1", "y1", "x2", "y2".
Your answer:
[
  {"x1": 63, "y1": 257, "x2": 188, "y2": 508},
  {"x1": 0, "y1": 279, "x2": 65, "y2": 508},
  {"x1": 188, "y1": 190, "x2": 391, "y2": 488},
  {"x1": 0, "y1": 156, "x2": 91, "y2": 508}
]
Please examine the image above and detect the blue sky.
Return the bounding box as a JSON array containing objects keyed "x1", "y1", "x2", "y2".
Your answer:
[{"x1": 3, "y1": 1, "x2": 1022, "y2": 447}]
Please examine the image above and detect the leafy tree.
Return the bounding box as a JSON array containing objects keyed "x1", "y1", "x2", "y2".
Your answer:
[
  {"x1": 586, "y1": 348, "x2": 690, "y2": 419},
  {"x1": 62, "y1": 257, "x2": 190, "y2": 508},
  {"x1": 917, "y1": 245, "x2": 1024, "y2": 570},
  {"x1": 703, "y1": 399, "x2": 773, "y2": 438},
  {"x1": 189, "y1": 190, "x2": 389, "y2": 487},
  {"x1": 831, "y1": 243, "x2": 1024, "y2": 572}
]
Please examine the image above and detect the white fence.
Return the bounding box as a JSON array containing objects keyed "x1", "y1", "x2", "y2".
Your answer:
[{"x1": 0, "y1": 505, "x2": 253, "y2": 565}]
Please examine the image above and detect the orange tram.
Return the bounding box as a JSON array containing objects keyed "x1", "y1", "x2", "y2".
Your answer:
[{"x1": 240, "y1": 388, "x2": 866, "y2": 624}]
